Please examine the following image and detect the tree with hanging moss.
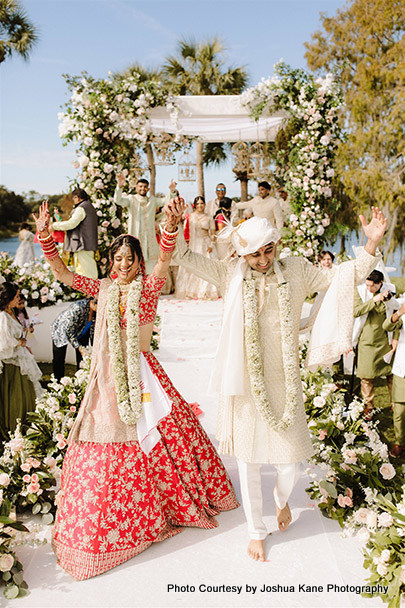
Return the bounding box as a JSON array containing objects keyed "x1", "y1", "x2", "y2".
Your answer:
[
  {"x1": 0, "y1": 0, "x2": 38, "y2": 63},
  {"x1": 305, "y1": 0, "x2": 405, "y2": 259}
]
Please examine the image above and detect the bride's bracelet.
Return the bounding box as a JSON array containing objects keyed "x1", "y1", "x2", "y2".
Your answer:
[
  {"x1": 160, "y1": 225, "x2": 179, "y2": 254},
  {"x1": 38, "y1": 233, "x2": 59, "y2": 260}
]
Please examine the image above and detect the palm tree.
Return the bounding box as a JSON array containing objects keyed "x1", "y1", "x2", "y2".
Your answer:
[
  {"x1": 163, "y1": 38, "x2": 248, "y2": 197},
  {"x1": 0, "y1": 0, "x2": 38, "y2": 63},
  {"x1": 114, "y1": 63, "x2": 163, "y2": 195}
]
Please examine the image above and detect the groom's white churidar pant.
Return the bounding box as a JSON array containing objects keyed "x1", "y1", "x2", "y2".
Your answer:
[{"x1": 237, "y1": 460, "x2": 301, "y2": 540}]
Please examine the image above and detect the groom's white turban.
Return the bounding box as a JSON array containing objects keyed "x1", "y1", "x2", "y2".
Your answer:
[{"x1": 231, "y1": 217, "x2": 281, "y2": 256}]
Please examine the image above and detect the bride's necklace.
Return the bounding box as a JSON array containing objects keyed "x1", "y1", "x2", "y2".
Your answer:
[{"x1": 118, "y1": 282, "x2": 131, "y2": 317}]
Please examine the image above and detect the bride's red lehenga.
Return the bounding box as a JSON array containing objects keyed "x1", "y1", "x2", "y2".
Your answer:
[{"x1": 52, "y1": 272, "x2": 238, "y2": 581}]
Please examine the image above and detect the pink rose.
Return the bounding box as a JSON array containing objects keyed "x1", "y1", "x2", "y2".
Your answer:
[
  {"x1": 318, "y1": 429, "x2": 327, "y2": 440},
  {"x1": 70, "y1": 406, "x2": 76, "y2": 412},
  {"x1": 68, "y1": 394, "x2": 76, "y2": 404},
  {"x1": 337, "y1": 494, "x2": 346, "y2": 507},
  {"x1": 23, "y1": 474, "x2": 31, "y2": 483},
  {"x1": 21, "y1": 462, "x2": 31, "y2": 472},
  {"x1": 343, "y1": 496, "x2": 353, "y2": 507},
  {"x1": 31, "y1": 473, "x2": 39, "y2": 483}
]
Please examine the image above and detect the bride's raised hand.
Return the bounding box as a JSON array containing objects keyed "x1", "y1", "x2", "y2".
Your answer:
[{"x1": 32, "y1": 200, "x2": 50, "y2": 236}]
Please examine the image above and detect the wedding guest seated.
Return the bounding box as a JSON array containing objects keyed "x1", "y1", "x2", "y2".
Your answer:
[
  {"x1": 51, "y1": 298, "x2": 97, "y2": 380},
  {"x1": 0, "y1": 282, "x2": 43, "y2": 444}
]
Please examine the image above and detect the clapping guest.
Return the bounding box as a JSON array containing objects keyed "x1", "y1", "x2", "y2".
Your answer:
[
  {"x1": 176, "y1": 197, "x2": 218, "y2": 300},
  {"x1": 0, "y1": 282, "x2": 42, "y2": 443}
]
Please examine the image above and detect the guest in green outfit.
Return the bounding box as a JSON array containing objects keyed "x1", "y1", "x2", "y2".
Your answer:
[
  {"x1": 382, "y1": 299, "x2": 405, "y2": 458},
  {"x1": 0, "y1": 282, "x2": 42, "y2": 445},
  {"x1": 353, "y1": 270, "x2": 393, "y2": 417}
]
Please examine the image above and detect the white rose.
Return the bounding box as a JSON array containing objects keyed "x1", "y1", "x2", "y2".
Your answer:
[
  {"x1": 0, "y1": 553, "x2": 14, "y2": 571},
  {"x1": 380, "y1": 549, "x2": 390, "y2": 562},
  {"x1": 313, "y1": 396, "x2": 326, "y2": 408},
  {"x1": 356, "y1": 527, "x2": 370, "y2": 544},
  {"x1": 376, "y1": 563, "x2": 388, "y2": 577},
  {"x1": 8, "y1": 438, "x2": 24, "y2": 453},
  {"x1": 366, "y1": 511, "x2": 378, "y2": 530},
  {"x1": 32, "y1": 291, "x2": 39, "y2": 299},
  {"x1": 0, "y1": 473, "x2": 10, "y2": 487},
  {"x1": 354, "y1": 508, "x2": 369, "y2": 524},
  {"x1": 378, "y1": 512, "x2": 394, "y2": 528},
  {"x1": 379, "y1": 463, "x2": 395, "y2": 480}
]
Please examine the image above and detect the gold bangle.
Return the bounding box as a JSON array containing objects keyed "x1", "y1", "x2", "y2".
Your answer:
[{"x1": 37, "y1": 233, "x2": 52, "y2": 242}]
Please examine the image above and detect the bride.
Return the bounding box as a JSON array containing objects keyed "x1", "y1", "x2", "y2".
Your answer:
[{"x1": 33, "y1": 200, "x2": 238, "y2": 580}]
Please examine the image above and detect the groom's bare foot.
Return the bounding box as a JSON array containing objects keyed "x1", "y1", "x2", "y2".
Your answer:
[
  {"x1": 276, "y1": 503, "x2": 292, "y2": 531},
  {"x1": 247, "y1": 539, "x2": 268, "y2": 562}
]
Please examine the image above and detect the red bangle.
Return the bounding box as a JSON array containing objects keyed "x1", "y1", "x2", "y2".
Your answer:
[
  {"x1": 39, "y1": 235, "x2": 59, "y2": 259},
  {"x1": 160, "y1": 227, "x2": 178, "y2": 253}
]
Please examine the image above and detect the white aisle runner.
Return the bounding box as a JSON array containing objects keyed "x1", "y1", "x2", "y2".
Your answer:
[{"x1": 10, "y1": 297, "x2": 384, "y2": 608}]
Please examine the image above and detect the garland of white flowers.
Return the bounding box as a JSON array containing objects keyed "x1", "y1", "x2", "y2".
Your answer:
[
  {"x1": 242, "y1": 260, "x2": 299, "y2": 431},
  {"x1": 106, "y1": 275, "x2": 144, "y2": 424}
]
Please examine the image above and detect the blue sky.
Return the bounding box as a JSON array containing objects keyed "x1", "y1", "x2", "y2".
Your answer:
[{"x1": 0, "y1": 0, "x2": 345, "y2": 201}]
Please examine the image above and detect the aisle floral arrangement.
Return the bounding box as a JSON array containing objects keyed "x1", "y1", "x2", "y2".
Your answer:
[
  {"x1": 0, "y1": 357, "x2": 90, "y2": 598},
  {"x1": 0, "y1": 252, "x2": 80, "y2": 309},
  {"x1": 1, "y1": 338, "x2": 403, "y2": 603},
  {"x1": 242, "y1": 62, "x2": 344, "y2": 259},
  {"x1": 300, "y1": 340, "x2": 405, "y2": 608}
]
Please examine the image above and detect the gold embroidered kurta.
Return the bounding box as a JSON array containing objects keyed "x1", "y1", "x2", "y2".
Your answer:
[{"x1": 174, "y1": 232, "x2": 378, "y2": 464}]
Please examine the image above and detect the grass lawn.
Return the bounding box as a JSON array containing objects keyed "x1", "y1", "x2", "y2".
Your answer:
[{"x1": 39, "y1": 362, "x2": 77, "y2": 386}]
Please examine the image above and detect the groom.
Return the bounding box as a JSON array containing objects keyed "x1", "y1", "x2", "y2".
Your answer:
[{"x1": 170, "y1": 205, "x2": 387, "y2": 561}]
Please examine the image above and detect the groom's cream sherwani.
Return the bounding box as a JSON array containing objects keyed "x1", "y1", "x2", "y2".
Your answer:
[{"x1": 174, "y1": 231, "x2": 378, "y2": 464}]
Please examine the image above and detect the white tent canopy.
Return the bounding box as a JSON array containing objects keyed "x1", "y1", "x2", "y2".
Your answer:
[{"x1": 148, "y1": 95, "x2": 286, "y2": 143}]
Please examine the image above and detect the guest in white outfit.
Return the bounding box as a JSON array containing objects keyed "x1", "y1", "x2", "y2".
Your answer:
[
  {"x1": 14, "y1": 222, "x2": 35, "y2": 267},
  {"x1": 236, "y1": 181, "x2": 284, "y2": 231}
]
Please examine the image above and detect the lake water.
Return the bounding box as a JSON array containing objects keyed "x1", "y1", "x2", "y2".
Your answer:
[
  {"x1": 0, "y1": 234, "x2": 403, "y2": 274},
  {"x1": 0, "y1": 237, "x2": 43, "y2": 259}
]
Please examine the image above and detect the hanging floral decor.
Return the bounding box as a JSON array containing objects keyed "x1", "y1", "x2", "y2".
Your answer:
[{"x1": 242, "y1": 61, "x2": 343, "y2": 259}]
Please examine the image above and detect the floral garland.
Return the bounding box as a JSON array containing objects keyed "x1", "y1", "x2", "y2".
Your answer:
[
  {"x1": 242, "y1": 260, "x2": 298, "y2": 431},
  {"x1": 106, "y1": 275, "x2": 143, "y2": 425}
]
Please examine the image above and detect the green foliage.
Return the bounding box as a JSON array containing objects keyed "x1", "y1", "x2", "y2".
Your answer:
[
  {"x1": 305, "y1": 0, "x2": 405, "y2": 253},
  {"x1": 0, "y1": 0, "x2": 38, "y2": 63},
  {"x1": 0, "y1": 186, "x2": 30, "y2": 229},
  {"x1": 162, "y1": 37, "x2": 248, "y2": 96}
]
